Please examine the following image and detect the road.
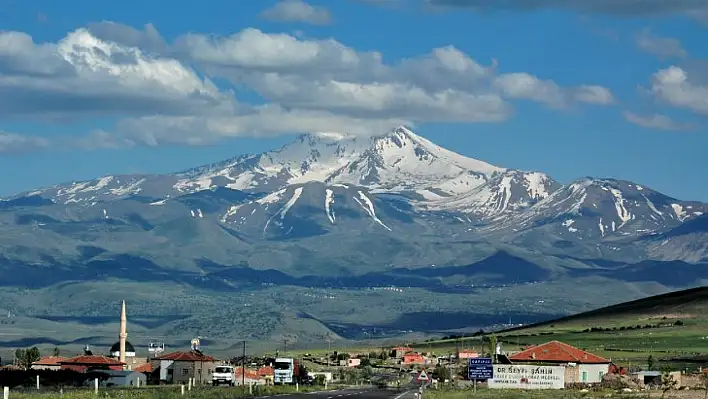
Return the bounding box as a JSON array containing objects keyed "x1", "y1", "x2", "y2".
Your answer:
[{"x1": 256, "y1": 386, "x2": 418, "y2": 399}]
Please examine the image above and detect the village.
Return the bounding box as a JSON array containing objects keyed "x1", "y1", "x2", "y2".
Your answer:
[{"x1": 1, "y1": 300, "x2": 707, "y2": 396}]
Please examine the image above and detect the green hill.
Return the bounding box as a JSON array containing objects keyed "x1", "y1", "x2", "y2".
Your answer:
[
  {"x1": 417, "y1": 286, "x2": 708, "y2": 367},
  {"x1": 502, "y1": 285, "x2": 708, "y2": 333}
]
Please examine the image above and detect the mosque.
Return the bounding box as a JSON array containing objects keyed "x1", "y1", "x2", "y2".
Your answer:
[{"x1": 107, "y1": 300, "x2": 148, "y2": 370}]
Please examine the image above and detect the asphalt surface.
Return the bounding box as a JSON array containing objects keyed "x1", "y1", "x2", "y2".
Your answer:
[{"x1": 255, "y1": 386, "x2": 418, "y2": 399}]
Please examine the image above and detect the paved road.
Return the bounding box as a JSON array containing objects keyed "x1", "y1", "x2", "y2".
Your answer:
[{"x1": 256, "y1": 386, "x2": 417, "y2": 399}]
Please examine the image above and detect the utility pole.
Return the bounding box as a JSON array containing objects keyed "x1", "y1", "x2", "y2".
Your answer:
[
  {"x1": 326, "y1": 337, "x2": 332, "y2": 367},
  {"x1": 284, "y1": 339, "x2": 288, "y2": 355},
  {"x1": 241, "y1": 341, "x2": 246, "y2": 392}
]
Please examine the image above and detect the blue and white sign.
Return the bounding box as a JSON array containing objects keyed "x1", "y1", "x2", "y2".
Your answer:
[{"x1": 467, "y1": 357, "x2": 493, "y2": 380}]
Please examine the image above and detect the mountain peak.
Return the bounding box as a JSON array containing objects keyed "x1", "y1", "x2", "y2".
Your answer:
[{"x1": 167, "y1": 126, "x2": 506, "y2": 195}]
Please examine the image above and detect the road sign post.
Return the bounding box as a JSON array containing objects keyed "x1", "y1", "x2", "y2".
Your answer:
[
  {"x1": 467, "y1": 357, "x2": 493, "y2": 381},
  {"x1": 416, "y1": 369, "x2": 431, "y2": 385}
]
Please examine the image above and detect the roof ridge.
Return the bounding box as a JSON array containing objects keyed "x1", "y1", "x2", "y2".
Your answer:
[{"x1": 555, "y1": 341, "x2": 581, "y2": 362}]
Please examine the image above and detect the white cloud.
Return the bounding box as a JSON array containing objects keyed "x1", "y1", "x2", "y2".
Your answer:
[
  {"x1": 623, "y1": 111, "x2": 695, "y2": 131},
  {"x1": 175, "y1": 29, "x2": 612, "y2": 115},
  {"x1": 0, "y1": 132, "x2": 50, "y2": 154},
  {"x1": 493, "y1": 73, "x2": 614, "y2": 108},
  {"x1": 0, "y1": 28, "x2": 231, "y2": 120},
  {"x1": 260, "y1": 0, "x2": 332, "y2": 25},
  {"x1": 650, "y1": 66, "x2": 708, "y2": 115},
  {"x1": 635, "y1": 29, "x2": 687, "y2": 59},
  {"x1": 0, "y1": 23, "x2": 616, "y2": 152},
  {"x1": 573, "y1": 85, "x2": 616, "y2": 105}
]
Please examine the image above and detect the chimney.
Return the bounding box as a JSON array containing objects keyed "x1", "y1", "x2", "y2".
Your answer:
[{"x1": 119, "y1": 300, "x2": 127, "y2": 367}]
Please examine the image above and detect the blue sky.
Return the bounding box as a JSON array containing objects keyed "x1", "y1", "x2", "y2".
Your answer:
[{"x1": 0, "y1": 0, "x2": 706, "y2": 200}]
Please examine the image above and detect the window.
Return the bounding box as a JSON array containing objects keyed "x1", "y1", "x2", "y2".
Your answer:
[
  {"x1": 599, "y1": 371, "x2": 604, "y2": 380},
  {"x1": 182, "y1": 369, "x2": 189, "y2": 376},
  {"x1": 582, "y1": 371, "x2": 587, "y2": 382}
]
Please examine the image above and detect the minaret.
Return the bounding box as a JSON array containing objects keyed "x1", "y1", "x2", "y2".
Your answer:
[{"x1": 119, "y1": 300, "x2": 127, "y2": 366}]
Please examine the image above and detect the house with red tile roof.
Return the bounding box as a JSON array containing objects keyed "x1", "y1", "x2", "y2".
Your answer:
[
  {"x1": 31, "y1": 356, "x2": 67, "y2": 371},
  {"x1": 391, "y1": 347, "x2": 413, "y2": 358},
  {"x1": 402, "y1": 353, "x2": 427, "y2": 365},
  {"x1": 134, "y1": 363, "x2": 152, "y2": 373},
  {"x1": 59, "y1": 355, "x2": 125, "y2": 372},
  {"x1": 509, "y1": 341, "x2": 611, "y2": 384},
  {"x1": 151, "y1": 350, "x2": 219, "y2": 385}
]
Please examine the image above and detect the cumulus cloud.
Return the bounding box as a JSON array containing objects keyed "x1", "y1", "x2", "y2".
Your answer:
[
  {"x1": 173, "y1": 29, "x2": 611, "y2": 116},
  {"x1": 425, "y1": 0, "x2": 708, "y2": 20},
  {"x1": 635, "y1": 29, "x2": 687, "y2": 59},
  {"x1": 0, "y1": 23, "x2": 616, "y2": 152},
  {"x1": 0, "y1": 28, "x2": 230, "y2": 120},
  {"x1": 623, "y1": 111, "x2": 695, "y2": 131},
  {"x1": 650, "y1": 66, "x2": 708, "y2": 115},
  {"x1": 493, "y1": 73, "x2": 615, "y2": 108},
  {"x1": 260, "y1": 0, "x2": 332, "y2": 25}
]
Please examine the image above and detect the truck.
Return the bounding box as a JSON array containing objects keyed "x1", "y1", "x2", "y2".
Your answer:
[
  {"x1": 212, "y1": 364, "x2": 236, "y2": 386},
  {"x1": 273, "y1": 357, "x2": 304, "y2": 385}
]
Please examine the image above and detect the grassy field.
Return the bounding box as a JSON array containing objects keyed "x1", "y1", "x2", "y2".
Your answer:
[{"x1": 409, "y1": 286, "x2": 708, "y2": 368}]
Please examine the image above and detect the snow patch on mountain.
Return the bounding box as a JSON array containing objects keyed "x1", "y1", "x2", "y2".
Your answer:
[
  {"x1": 354, "y1": 191, "x2": 392, "y2": 231},
  {"x1": 672, "y1": 204, "x2": 687, "y2": 221},
  {"x1": 325, "y1": 189, "x2": 336, "y2": 223},
  {"x1": 279, "y1": 187, "x2": 303, "y2": 220},
  {"x1": 421, "y1": 170, "x2": 559, "y2": 219}
]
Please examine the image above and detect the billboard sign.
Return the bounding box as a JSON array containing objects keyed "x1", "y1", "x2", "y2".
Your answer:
[
  {"x1": 488, "y1": 365, "x2": 565, "y2": 390},
  {"x1": 467, "y1": 357, "x2": 493, "y2": 380}
]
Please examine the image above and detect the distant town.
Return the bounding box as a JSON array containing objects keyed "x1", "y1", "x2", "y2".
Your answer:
[{"x1": 1, "y1": 300, "x2": 707, "y2": 394}]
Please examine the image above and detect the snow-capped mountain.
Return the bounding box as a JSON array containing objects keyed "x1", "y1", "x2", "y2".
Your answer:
[
  {"x1": 421, "y1": 169, "x2": 561, "y2": 220},
  {"x1": 485, "y1": 178, "x2": 706, "y2": 241},
  {"x1": 173, "y1": 126, "x2": 504, "y2": 197},
  {"x1": 2, "y1": 126, "x2": 706, "y2": 270}
]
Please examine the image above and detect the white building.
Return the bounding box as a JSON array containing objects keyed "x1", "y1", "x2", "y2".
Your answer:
[{"x1": 509, "y1": 340, "x2": 611, "y2": 384}]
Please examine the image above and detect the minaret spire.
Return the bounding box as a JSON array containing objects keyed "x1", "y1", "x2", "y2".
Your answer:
[{"x1": 119, "y1": 300, "x2": 127, "y2": 366}]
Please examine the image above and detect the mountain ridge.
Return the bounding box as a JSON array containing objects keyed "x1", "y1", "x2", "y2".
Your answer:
[{"x1": 1, "y1": 126, "x2": 707, "y2": 347}]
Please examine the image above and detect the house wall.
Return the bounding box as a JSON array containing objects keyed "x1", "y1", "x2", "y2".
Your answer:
[
  {"x1": 578, "y1": 364, "x2": 610, "y2": 383},
  {"x1": 564, "y1": 366, "x2": 580, "y2": 384},
  {"x1": 171, "y1": 360, "x2": 217, "y2": 385},
  {"x1": 156, "y1": 360, "x2": 175, "y2": 383}
]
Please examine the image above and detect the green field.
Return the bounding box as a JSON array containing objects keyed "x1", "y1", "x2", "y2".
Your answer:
[{"x1": 405, "y1": 287, "x2": 708, "y2": 368}]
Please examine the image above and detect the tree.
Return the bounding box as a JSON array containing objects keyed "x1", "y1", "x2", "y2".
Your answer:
[
  {"x1": 488, "y1": 333, "x2": 498, "y2": 360},
  {"x1": 15, "y1": 347, "x2": 41, "y2": 369},
  {"x1": 660, "y1": 367, "x2": 678, "y2": 399},
  {"x1": 52, "y1": 347, "x2": 60, "y2": 357},
  {"x1": 433, "y1": 364, "x2": 450, "y2": 382},
  {"x1": 647, "y1": 355, "x2": 655, "y2": 371}
]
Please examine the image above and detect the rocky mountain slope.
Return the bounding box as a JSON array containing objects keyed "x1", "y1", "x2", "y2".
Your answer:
[
  {"x1": 1, "y1": 126, "x2": 706, "y2": 348},
  {"x1": 4, "y1": 126, "x2": 704, "y2": 258}
]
